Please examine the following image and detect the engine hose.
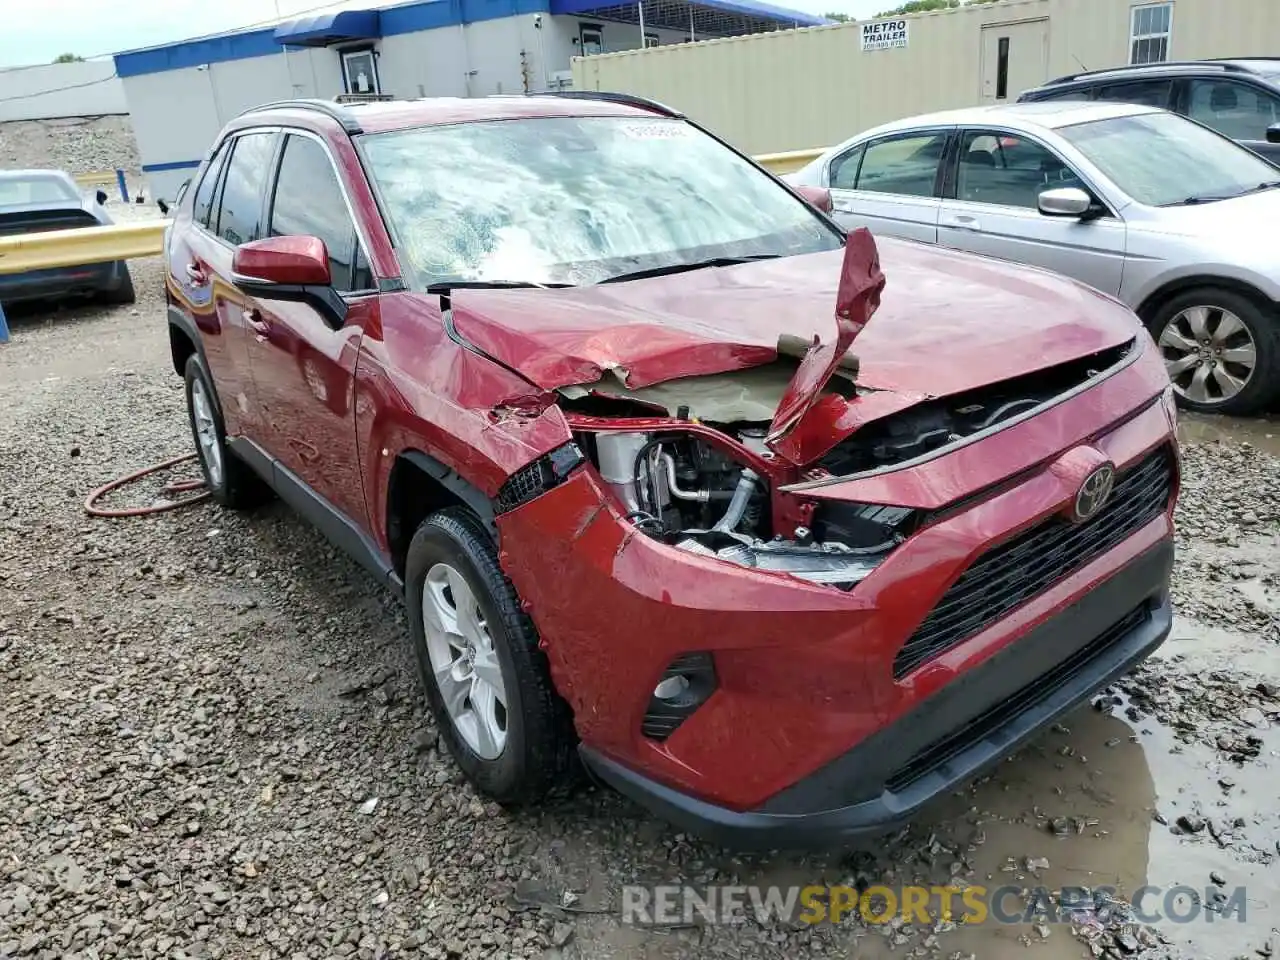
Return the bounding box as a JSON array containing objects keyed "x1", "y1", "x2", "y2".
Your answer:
[
  {"x1": 712, "y1": 468, "x2": 759, "y2": 533},
  {"x1": 84, "y1": 453, "x2": 210, "y2": 518}
]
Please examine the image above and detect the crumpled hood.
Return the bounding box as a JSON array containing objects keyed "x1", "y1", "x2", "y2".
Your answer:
[{"x1": 449, "y1": 236, "x2": 1139, "y2": 407}]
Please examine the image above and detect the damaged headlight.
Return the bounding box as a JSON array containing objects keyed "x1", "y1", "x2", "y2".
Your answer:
[
  {"x1": 675, "y1": 501, "x2": 916, "y2": 590},
  {"x1": 677, "y1": 535, "x2": 892, "y2": 586}
]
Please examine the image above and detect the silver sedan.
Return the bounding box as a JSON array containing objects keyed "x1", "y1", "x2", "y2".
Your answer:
[{"x1": 786, "y1": 101, "x2": 1280, "y2": 414}]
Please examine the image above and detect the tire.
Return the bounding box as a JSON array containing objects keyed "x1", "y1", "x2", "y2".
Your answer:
[
  {"x1": 183, "y1": 354, "x2": 269, "y2": 509},
  {"x1": 1148, "y1": 287, "x2": 1280, "y2": 416},
  {"x1": 406, "y1": 508, "x2": 576, "y2": 805},
  {"x1": 100, "y1": 263, "x2": 136, "y2": 305}
]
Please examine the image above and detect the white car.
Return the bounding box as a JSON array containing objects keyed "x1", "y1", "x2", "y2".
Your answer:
[{"x1": 787, "y1": 101, "x2": 1280, "y2": 414}]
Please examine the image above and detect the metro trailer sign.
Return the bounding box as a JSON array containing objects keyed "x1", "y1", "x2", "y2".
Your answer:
[{"x1": 861, "y1": 18, "x2": 909, "y2": 51}]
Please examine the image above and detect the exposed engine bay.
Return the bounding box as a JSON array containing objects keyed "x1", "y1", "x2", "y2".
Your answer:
[
  {"x1": 574, "y1": 427, "x2": 909, "y2": 589},
  {"x1": 565, "y1": 337, "x2": 1135, "y2": 590}
]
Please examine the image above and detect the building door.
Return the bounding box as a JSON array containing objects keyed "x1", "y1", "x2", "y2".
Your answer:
[{"x1": 980, "y1": 19, "x2": 1049, "y2": 104}]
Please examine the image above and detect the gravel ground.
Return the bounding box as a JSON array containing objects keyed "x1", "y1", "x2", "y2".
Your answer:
[
  {"x1": 0, "y1": 114, "x2": 152, "y2": 207},
  {"x1": 1, "y1": 257, "x2": 1279, "y2": 960},
  {"x1": 0, "y1": 116, "x2": 140, "y2": 177}
]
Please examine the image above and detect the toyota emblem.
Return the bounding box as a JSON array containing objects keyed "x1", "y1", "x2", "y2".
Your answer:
[{"x1": 1073, "y1": 463, "x2": 1115, "y2": 523}]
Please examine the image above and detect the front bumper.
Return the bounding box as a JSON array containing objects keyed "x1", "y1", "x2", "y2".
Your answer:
[{"x1": 580, "y1": 537, "x2": 1172, "y2": 849}]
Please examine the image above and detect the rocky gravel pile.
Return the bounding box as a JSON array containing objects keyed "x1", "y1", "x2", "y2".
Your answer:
[
  {"x1": 0, "y1": 115, "x2": 140, "y2": 176},
  {"x1": 1, "y1": 263, "x2": 1278, "y2": 960}
]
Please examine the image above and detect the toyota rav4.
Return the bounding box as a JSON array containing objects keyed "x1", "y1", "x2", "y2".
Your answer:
[{"x1": 164, "y1": 93, "x2": 1179, "y2": 848}]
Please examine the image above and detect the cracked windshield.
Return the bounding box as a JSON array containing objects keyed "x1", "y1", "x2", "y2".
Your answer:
[{"x1": 360, "y1": 115, "x2": 840, "y2": 287}]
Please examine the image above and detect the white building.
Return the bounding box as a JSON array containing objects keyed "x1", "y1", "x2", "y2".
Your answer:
[{"x1": 114, "y1": 0, "x2": 827, "y2": 201}]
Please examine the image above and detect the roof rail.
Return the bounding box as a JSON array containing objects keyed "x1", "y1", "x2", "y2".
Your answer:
[
  {"x1": 237, "y1": 98, "x2": 363, "y2": 134},
  {"x1": 1044, "y1": 59, "x2": 1257, "y2": 86},
  {"x1": 531, "y1": 90, "x2": 685, "y2": 118}
]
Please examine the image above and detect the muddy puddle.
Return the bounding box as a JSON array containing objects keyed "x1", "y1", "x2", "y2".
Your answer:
[{"x1": 1179, "y1": 412, "x2": 1280, "y2": 456}]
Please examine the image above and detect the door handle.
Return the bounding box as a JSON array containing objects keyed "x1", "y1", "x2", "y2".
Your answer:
[
  {"x1": 243, "y1": 308, "x2": 270, "y2": 340},
  {"x1": 948, "y1": 215, "x2": 982, "y2": 231},
  {"x1": 185, "y1": 262, "x2": 208, "y2": 286}
]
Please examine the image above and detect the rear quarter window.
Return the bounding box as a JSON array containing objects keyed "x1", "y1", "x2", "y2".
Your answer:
[{"x1": 192, "y1": 142, "x2": 230, "y2": 228}]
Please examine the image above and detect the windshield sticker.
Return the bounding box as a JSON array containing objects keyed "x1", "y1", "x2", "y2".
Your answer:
[{"x1": 615, "y1": 121, "x2": 690, "y2": 140}]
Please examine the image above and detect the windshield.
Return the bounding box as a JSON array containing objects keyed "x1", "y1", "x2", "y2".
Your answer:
[
  {"x1": 0, "y1": 175, "x2": 77, "y2": 207},
  {"x1": 1059, "y1": 111, "x2": 1280, "y2": 206},
  {"x1": 360, "y1": 116, "x2": 840, "y2": 288}
]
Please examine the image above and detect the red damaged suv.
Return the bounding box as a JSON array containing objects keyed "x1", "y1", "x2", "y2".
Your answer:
[{"x1": 164, "y1": 93, "x2": 1178, "y2": 848}]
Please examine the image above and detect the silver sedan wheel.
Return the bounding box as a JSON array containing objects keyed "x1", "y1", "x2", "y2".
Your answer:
[
  {"x1": 421, "y1": 562, "x2": 508, "y2": 760},
  {"x1": 190, "y1": 377, "x2": 224, "y2": 488},
  {"x1": 1159, "y1": 305, "x2": 1257, "y2": 405}
]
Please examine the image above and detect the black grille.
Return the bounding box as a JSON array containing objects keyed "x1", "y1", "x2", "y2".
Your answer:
[
  {"x1": 893, "y1": 445, "x2": 1174, "y2": 679},
  {"x1": 886, "y1": 604, "x2": 1151, "y2": 793},
  {"x1": 494, "y1": 443, "x2": 584, "y2": 514}
]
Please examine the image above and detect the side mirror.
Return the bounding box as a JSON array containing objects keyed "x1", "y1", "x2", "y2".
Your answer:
[
  {"x1": 1038, "y1": 186, "x2": 1093, "y2": 218},
  {"x1": 1267, "y1": 122, "x2": 1280, "y2": 144},
  {"x1": 232, "y1": 235, "x2": 346, "y2": 326},
  {"x1": 793, "y1": 184, "x2": 833, "y2": 214},
  {"x1": 156, "y1": 199, "x2": 170, "y2": 215},
  {"x1": 95, "y1": 188, "x2": 109, "y2": 205}
]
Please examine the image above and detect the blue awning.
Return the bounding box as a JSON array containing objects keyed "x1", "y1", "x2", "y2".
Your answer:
[{"x1": 275, "y1": 10, "x2": 383, "y2": 47}]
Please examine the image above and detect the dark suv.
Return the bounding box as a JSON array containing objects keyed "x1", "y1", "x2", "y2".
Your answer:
[{"x1": 1020, "y1": 59, "x2": 1280, "y2": 161}]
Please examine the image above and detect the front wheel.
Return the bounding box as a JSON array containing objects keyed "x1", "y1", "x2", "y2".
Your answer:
[
  {"x1": 405, "y1": 508, "x2": 575, "y2": 805},
  {"x1": 1149, "y1": 287, "x2": 1280, "y2": 415}
]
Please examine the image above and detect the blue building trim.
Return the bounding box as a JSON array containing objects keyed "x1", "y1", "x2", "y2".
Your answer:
[
  {"x1": 114, "y1": 0, "x2": 823, "y2": 78},
  {"x1": 141, "y1": 159, "x2": 203, "y2": 173},
  {"x1": 114, "y1": 27, "x2": 281, "y2": 78},
  {"x1": 379, "y1": 0, "x2": 550, "y2": 35},
  {"x1": 549, "y1": 0, "x2": 828, "y2": 24}
]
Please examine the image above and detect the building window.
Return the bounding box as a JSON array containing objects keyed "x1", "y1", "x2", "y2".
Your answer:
[
  {"x1": 995, "y1": 36, "x2": 1010, "y2": 99},
  {"x1": 341, "y1": 48, "x2": 380, "y2": 95},
  {"x1": 1129, "y1": 3, "x2": 1172, "y2": 65},
  {"x1": 580, "y1": 24, "x2": 603, "y2": 56}
]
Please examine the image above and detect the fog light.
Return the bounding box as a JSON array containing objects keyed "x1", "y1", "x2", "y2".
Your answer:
[
  {"x1": 653, "y1": 675, "x2": 690, "y2": 699},
  {"x1": 641, "y1": 652, "x2": 716, "y2": 741}
]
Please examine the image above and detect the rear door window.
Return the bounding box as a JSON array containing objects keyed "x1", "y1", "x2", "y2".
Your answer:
[
  {"x1": 1187, "y1": 79, "x2": 1280, "y2": 142},
  {"x1": 267, "y1": 134, "x2": 366, "y2": 292},
  {"x1": 1095, "y1": 79, "x2": 1174, "y2": 108},
  {"x1": 854, "y1": 132, "x2": 949, "y2": 197},
  {"x1": 215, "y1": 132, "x2": 277, "y2": 246},
  {"x1": 1032, "y1": 87, "x2": 1094, "y2": 102}
]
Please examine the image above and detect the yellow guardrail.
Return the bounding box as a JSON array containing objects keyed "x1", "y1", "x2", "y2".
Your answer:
[
  {"x1": 0, "y1": 220, "x2": 170, "y2": 275},
  {"x1": 754, "y1": 148, "x2": 827, "y2": 175},
  {"x1": 72, "y1": 170, "x2": 119, "y2": 187}
]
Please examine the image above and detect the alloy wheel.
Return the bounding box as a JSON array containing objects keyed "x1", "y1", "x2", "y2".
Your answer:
[
  {"x1": 421, "y1": 562, "x2": 509, "y2": 760},
  {"x1": 190, "y1": 377, "x2": 224, "y2": 488},
  {"x1": 1158, "y1": 305, "x2": 1257, "y2": 406}
]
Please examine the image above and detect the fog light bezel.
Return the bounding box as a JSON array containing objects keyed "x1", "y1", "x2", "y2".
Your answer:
[{"x1": 641, "y1": 651, "x2": 717, "y2": 741}]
